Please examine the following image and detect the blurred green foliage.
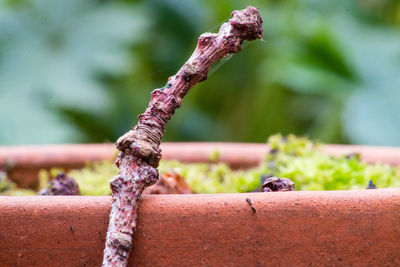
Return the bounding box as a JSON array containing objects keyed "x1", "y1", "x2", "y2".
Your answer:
[{"x1": 1, "y1": 0, "x2": 400, "y2": 145}]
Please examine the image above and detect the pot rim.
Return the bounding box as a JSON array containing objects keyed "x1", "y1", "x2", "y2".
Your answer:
[
  {"x1": 1, "y1": 141, "x2": 400, "y2": 166},
  {"x1": 0, "y1": 188, "x2": 399, "y2": 266}
]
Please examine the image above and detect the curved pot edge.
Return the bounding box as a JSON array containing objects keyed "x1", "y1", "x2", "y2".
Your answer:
[{"x1": 0, "y1": 188, "x2": 399, "y2": 266}]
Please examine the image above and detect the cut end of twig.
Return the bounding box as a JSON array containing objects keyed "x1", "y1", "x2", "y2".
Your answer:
[{"x1": 230, "y1": 6, "x2": 263, "y2": 41}]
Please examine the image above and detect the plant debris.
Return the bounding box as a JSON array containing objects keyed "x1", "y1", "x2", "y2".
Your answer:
[
  {"x1": 38, "y1": 172, "x2": 80, "y2": 196},
  {"x1": 366, "y1": 180, "x2": 377, "y2": 189},
  {"x1": 143, "y1": 172, "x2": 192, "y2": 194},
  {"x1": 246, "y1": 197, "x2": 256, "y2": 214},
  {"x1": 260, "y1": 176, "x2": 295, "y2": 192}
]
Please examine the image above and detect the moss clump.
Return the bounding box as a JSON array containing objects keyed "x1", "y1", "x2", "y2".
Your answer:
[
  {"x1": 262, "y1": 134, "x2": 400, "y2": 190},
  {"x1": 158, "y1": 161, "x2": 262, "y2": 193},
  {"x1": 1, "y1": 135, "x2": 399, "y2": 196},
  {"x1": 38, "y1": 162, "x2": 117, "y2": 196},
  {"x1": 36, "y1": 160, "x2": 262, "y2": 195},
  {"x1": 47, "y1": 135, "x2": 400, "y2": 194}
]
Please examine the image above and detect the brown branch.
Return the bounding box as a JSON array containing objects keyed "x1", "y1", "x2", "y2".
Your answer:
[{"x1": 102, "y1": 6, "x2": 263, "y2": 266}]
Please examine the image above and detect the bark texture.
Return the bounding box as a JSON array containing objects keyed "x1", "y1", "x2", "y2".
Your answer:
[{"x1": 102, "y1": 6, "x2": 263, "y2": 266}]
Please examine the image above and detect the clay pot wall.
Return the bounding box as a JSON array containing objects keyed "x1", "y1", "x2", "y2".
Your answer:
[{"x1": 0, "y1": 143, "x2": 399, "y2": 266}]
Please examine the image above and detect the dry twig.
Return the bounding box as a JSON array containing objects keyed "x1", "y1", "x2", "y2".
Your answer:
[{"x1": 102, "y1": 6, "x2": 263, "y2": 266}]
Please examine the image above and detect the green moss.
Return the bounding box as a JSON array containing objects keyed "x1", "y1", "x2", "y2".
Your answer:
[
  {"x1": 262, "y1": 134, "x2": 400, "y2": 190},
  {"x1": 38, "y1": 162, "x2": 117, "y2": 196},
  {"x1": 51, "y1": 135, "x2": 400, "y2": 194},
  {"x1": 1, "y1": 135, "x2": 399, "y2": 196},
  {"x1": 158, "y1": 160, "x2": 261, "y2": 194}
]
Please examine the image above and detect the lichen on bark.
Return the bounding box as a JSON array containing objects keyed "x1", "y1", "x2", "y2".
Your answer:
[{"x1": 102, "y1": 6, "x2": 263, "y2": 266}]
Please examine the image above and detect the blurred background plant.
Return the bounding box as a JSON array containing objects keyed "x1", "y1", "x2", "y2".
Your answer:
[{"x1": 1, "y1": 0, "x2": 400, "y2": 146}]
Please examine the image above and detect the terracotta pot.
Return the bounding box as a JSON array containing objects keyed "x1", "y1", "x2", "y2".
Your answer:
[{"x1": 0, "y1": 143, "x2": 399, "y2": 266}]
